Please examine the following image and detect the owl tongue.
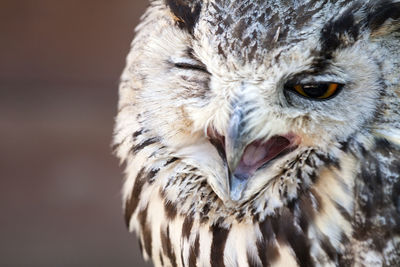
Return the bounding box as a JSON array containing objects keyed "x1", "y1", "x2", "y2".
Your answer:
[{"x1": 233, "y1": 136, "x2": 293, "y2": 180}]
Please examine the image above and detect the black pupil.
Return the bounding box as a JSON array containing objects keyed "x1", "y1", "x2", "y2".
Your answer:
[{"x1": 303, "y1": 84, "x2": 329, "y2": 98}]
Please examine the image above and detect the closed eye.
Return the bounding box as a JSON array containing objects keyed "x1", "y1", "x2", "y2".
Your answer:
[{"x1": 174, "y1": 62, "x2": 210, "y2": 73}]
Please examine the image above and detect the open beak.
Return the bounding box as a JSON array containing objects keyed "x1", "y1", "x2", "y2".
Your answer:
[{"x1": 209, "y1": 103, "x2": 300, "y2": 202}]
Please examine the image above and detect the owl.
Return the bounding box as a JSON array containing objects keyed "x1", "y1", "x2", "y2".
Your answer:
[{"x1": 113, "y1": 0, "x2": 400, "y2": 266}]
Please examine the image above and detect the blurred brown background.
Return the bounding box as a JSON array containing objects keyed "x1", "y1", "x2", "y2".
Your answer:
[{"x1": 0, "y1": 1, "x2": 152, "y2": 266}]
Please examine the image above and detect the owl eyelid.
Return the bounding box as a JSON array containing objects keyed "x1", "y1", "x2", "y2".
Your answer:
[{"x1": 173, "y1": 62, "x2": 210, "y2": 74}]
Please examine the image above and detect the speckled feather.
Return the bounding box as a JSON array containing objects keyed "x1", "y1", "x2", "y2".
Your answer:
[{"x1": 114, "y1": 0, "x2": 400, "y2": 266}]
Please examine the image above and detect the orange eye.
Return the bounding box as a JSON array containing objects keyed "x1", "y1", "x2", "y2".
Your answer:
[{"x1": 292, "y1": 83, "x2": 342, "y2": 100}]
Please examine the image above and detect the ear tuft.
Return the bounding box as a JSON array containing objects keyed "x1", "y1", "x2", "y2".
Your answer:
[
  {"x1": 165, "y1": 0, "x2": 202, "y2": 34},
  {"x1": 367, "y1": 0, "x2": 400, "y2": 37}
]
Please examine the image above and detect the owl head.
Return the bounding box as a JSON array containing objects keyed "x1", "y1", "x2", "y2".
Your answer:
[{"x1": 114, "y1": 0, "x2": 400, "y2": 218}]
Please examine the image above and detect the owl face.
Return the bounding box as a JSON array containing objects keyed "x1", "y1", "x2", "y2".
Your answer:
[
  {"x1": 116, "y1": 0, "x2": 400, "y2": 209},
  {"x1": 115, "y1": 1, "x2": 400, "y2": 265}
]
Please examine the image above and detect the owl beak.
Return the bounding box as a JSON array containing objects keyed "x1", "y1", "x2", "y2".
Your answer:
[
  {"x1": 207, "y1": 104, "x2": 247, "y2": 201},
  {"x1": 225, "y1": 105, "x2": 249, "y2": 201},
  {"x1": 225, "y1": 103, "x2": 246, "y2": 176},
  {"x1": 207, "y1": 102, "x2": 299, "y2": 202}
]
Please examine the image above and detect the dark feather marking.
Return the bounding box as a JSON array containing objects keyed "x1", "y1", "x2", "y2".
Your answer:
[
  {"x1": 166, "y1": 0, "x2": 202, "y2": 34},
  {"x1": 133, "y1": 129, "x2": 144, "y2": 138},
  {"x1": 335, "y1": 202, "x2": 352, "y2": 223},
  {"x1": 319, "y1": 234, "x2": 338, "y2": 262},
  {"x1": 272, "y1": 209, "x2": 313, "y2": 267},
  {"x1": 258, "y1": 218, "x2": 279, "y2": 266},
  {"x1": 232, "y1": 17, "x2": 248, "y2": 40},
  {"x1": 200, "y1": 215, "x2": 209, "y2": 224},
  {"x1": 236, "y1": 210, "x2": 246, "y2": 221},
  {"x1": 308, "y1": 170, "x2": 317, "y2": 183},
  {"x1": 189, "y1": 234, "x2": 199, "y2": 267},
  {"x1": 337, "y1": 232, "x2": 352, "y2": 265},
  {"x1": 338, "y1": 250, "x2": 353, "y2": 267},
  {"x1": 319, "y1": 153, "x2": 341, "y2": 171},
  {"x1": 164, "y1": 195, "x2": 178, "y2": 220},
  {"x1": 210, "y1": 224, "x2": 230, "y2": 267},
  {"x1": 130, "y1": 137, "x2": 159, "y2": 155},
  {"x1": 393, "y1": 181, "x2": 400, "y2": 214},
  {"x1": 138, "y1": 205, "x2": 152, "y2": 258},
  {"x1": 367, "y1": 0, "x2": 400, "y2": 32},
  {"x1": 124, "y1": 167, "x2": 146, "y2": 227},
  {"x1": 304, "y1": 156, "x2": 314, "y2": 168},
  {"x1": 165, "y1": 157, "x2": 179, "y2": 166},
  {"x1": 201, "y1": 203, "x2": 210, "y2": 216},
  {"x1": 217, "y1": 44, "x2": 226, "y2": 58},
  {"x1": 147, "y1": 168, "x2": 160, "y2": 184},
  {"x1": 208, "y1": 136, "x2": 227, "y2": 164},
  {"x1": 161, "y1": 225, "x2": 177, "y2": 267},
  {"x1": 316, "y1": 153, "x2": 334, "y2": 168},
  {"x1": 189, "y1": 167, "x2": 198, "y2": 172},
  {"x1": 271, "y1": 194, "x2": 318, "y2": 266},
  {"x1": 182, "y1": 216, "x2": 194, "y2": 240},
  {"x1": 200, "y1": 180, "x2": 207, "y2": 188},
  {"x1": 359, "y1": 153, "x2": 383, "y2": 218},
  {"x1": 164, "y1": 199, "x2": 177, "y2": 221},
  {"x1": 287, "y1": 198, "x2": 296, "y2": 213},
  {"x1": 298, "y1": 193, "x2": 315, "y2": 237},
  {"x1": 316, "y1": 3, "x2": 362, "y2": 72},
  {"x1": 180, "y1": 250, "x2": 185, "y2": 267},
  {"x1": 320, "y1": 3, "x2": 361, "y2": 53},
  {"x1": 160, "y1": 252, "x2": 165, "y2": 266},
  {"x1": 199, "y1": 199, "x2": 211, "y2": 223},
  {"x1": 352, "y1": 137, "x2": 400, "y2": 250},
  {"x1": 339, "y1": 141, "x2": 349, "y2": 152}
]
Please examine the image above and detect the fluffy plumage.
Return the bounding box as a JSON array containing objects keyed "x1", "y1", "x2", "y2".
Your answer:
[{"x1": 113, "y1": 0, "x2": 400, "y2": 266}]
